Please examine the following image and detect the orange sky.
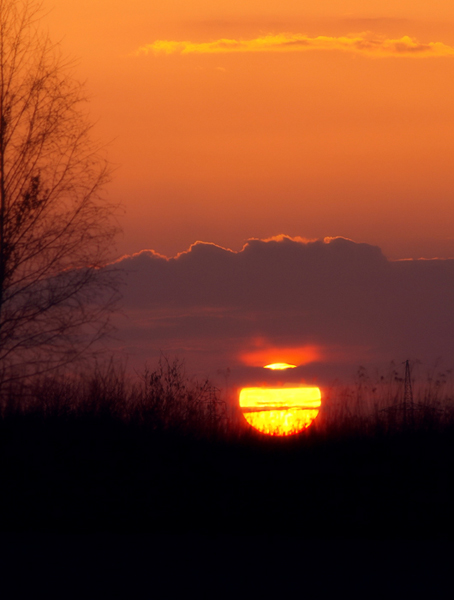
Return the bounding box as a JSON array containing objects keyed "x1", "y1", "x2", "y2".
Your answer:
[{"x1": 44, "y1": 0, "x2": 454, "y2": 259}]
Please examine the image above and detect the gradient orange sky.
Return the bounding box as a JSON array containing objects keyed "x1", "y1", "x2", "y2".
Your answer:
[{"x1": 45, "y1": 0, "x2": 454, "y2": 259}]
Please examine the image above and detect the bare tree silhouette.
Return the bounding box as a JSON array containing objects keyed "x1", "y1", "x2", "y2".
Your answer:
[{"x1": 0, "y1": 0, "x2": 119, "y2": 383}]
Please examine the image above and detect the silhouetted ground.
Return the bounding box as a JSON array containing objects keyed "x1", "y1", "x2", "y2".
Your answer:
[
  {"x1": 2, "y1": 532, "x2": 453, "y2": 597},
  {"x1": 3, "y1": 378, "x2": 454, "y2": 598},
  {"x1": 1, "y1": 360, "x2": 454, "y2": 543},
  {"x1": 1, "y1": 409, "x2": 454, "y2": 540}
]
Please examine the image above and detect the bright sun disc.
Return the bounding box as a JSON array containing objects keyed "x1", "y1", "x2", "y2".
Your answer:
[
  {"x1": 264, "y1": 363, "x2": 297, "y2": 370},
  {"x1": 239, "y1": 387, "x2": 321, "y2": 436}
]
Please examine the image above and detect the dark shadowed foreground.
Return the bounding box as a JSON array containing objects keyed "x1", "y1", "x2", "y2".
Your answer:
[{"x1": 1, "y1": 360, "x2": 454, "y2": 541}]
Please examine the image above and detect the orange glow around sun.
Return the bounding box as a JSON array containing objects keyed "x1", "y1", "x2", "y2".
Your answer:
[
  {"x1": 240, "y1": 345, "x2": 321, "y2": 368},
  {"x1": 239, "y1": 387, "x2": 321, "y2": 436}
]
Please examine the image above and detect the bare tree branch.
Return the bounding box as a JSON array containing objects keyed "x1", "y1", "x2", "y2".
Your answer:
[{"x1": 0, "y1": 0, "x2": 121, "y2": 384}]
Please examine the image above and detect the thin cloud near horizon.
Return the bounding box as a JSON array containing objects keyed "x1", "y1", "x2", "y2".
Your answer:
[{"x1": 135, "y1": 32, "x2": 454, "y2": 58}]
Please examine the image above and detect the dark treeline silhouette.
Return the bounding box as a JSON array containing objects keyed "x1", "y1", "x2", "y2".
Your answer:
[{"x1": 1, "y1": 359, "x2": 454, "y2": 539}]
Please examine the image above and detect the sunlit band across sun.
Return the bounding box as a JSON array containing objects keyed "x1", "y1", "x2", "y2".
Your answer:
[
  {"x1": 264, "y1": 363, "x2": 297, "y2": 370},
  {"x1": 239, "y1": 387, "x2": 321, "y2": 436}
]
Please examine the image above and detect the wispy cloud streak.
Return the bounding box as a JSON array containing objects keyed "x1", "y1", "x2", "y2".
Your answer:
[{"x1": 135, "y1": 33, "x2": 454, "y2": 58}]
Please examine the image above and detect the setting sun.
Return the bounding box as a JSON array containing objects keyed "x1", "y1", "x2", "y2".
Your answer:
[
  {"x1": 239, "y1": 386, "x2": 321, "y2": 436},
  {"x1": 264, "y1": 363, "x2": 297, "y2": 370}
]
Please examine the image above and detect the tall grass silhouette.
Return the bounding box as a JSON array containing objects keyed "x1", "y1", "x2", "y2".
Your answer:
[{"x1": 1, "y1": 359, "x2": 454, "y2": 538}]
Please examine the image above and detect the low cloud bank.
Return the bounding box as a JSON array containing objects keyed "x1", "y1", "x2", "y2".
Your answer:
[{"x1": 110, "y1": 236, "x2": 454, "y2": 382}]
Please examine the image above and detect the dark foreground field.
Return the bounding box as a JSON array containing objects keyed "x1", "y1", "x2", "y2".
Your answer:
[
  {"x1": 1, "y1": 364, "x2": 454, "y2": 541},
  {"x1": 2, "y1": 415, "x2": 454, "y2": 539},
  {"x1": 2, "y1": 367, "x2": 454, "y2": 596}
]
